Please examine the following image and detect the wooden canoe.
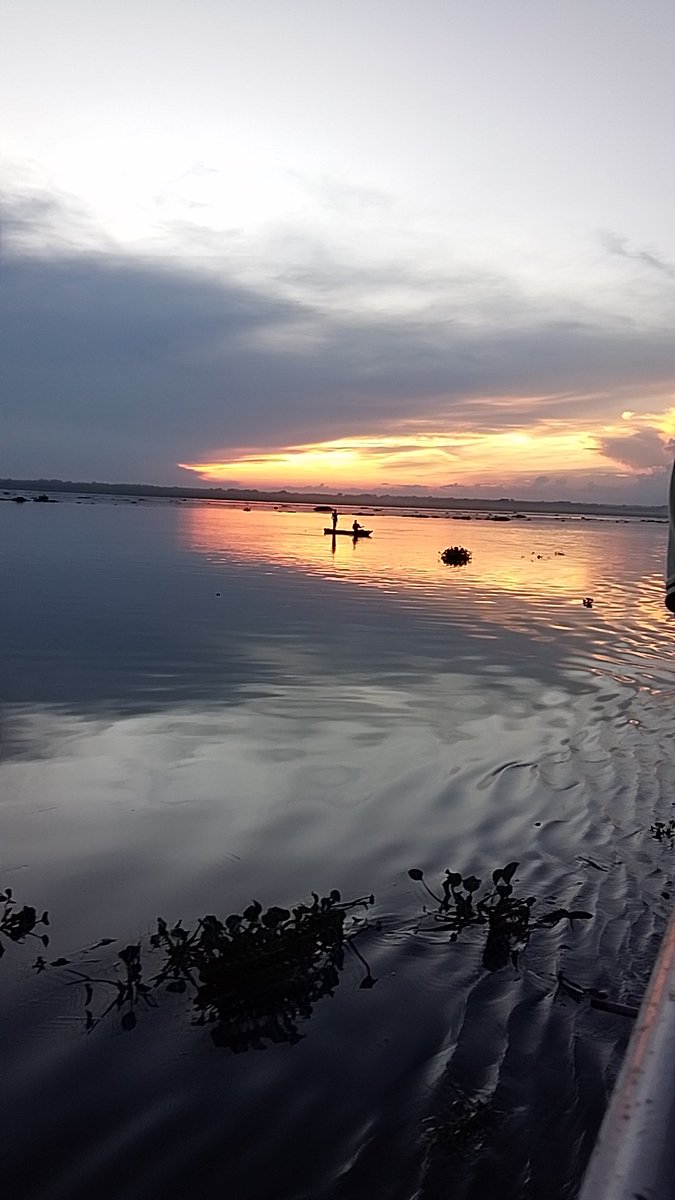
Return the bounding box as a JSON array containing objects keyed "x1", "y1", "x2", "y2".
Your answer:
[{"x1": 323, "y1": 528, "x2": 372, "y2": 538}]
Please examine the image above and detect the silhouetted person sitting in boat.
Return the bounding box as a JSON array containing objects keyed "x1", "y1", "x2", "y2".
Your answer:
[
  {"x1": 331, "y1": 509, "x2": 338, "y2": 531},
  {"x1": 352, "y1": 519, "x2": 362, "y2": 535}
]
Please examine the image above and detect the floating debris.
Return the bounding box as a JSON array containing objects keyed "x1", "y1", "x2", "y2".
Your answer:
[
  {"x1": 577, "y1": 855, "x2": 608, "y2": 871},
  {"x1": 582, "y1": 597, "x2": 594, "y2": 608},
  {"x1": 557, "y1": 973, "x2": 639, "y2": 1018}
]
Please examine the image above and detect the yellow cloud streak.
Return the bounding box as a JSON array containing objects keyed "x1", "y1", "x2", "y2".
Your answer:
[{"x1": 180, "y1": 424, "x2": 609, "y2": 488}]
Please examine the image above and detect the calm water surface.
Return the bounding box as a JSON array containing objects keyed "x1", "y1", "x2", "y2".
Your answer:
[{"x1": 2, "y1": 498, "x2": 675, "y2": 1199}]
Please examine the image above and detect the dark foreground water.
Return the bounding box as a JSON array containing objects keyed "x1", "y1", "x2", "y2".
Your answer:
[{"x1": 2, "y1": 497, "x2": 675, "y2": 1199}]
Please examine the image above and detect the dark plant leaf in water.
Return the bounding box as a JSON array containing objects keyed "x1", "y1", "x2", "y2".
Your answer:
[
  {"x1": 50, "y1": 957, "x2": 70, "y2": 967},
  {"x1": 408, "y1": 869, "x2": 425, "y2": 881},
  {"x1": 359, "y1": 974, "x2": 378, "y2": 989},
  {"x1": 243, "y1": 901, "x2": 263, "y2": 923},
  {"x1": 261, "y1": 906, "x2": 291, "y2": 928},
  {"x1": 118, "y1": 944, "x2": 141, "y2": 966},
  {"x1": 446, "y1": 872, "x2": 462, "y2": 888},
  {"x1": 536, "y1": 908, "x2": 592, "y2": 928},
  {"x1": 502, "y1": 862, "x2": 519, "y2": 883},
  {"x1": 121, "y1": 1010, "x2": 137, "y2": 1031},
  {"x1": 167, "y1": 979, "x2": 187, "y2": 993},
  {"x1": 463, "y1": 875, "x2": 481, "y2": 893}
]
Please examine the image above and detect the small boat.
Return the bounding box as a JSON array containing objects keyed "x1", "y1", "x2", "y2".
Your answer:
[
  {"x1": 323, "y1": 528, "x2": 372, "y2": 538},
  {"x1": 578, "y1": 905, "x2": 675, "y2": 1200}
]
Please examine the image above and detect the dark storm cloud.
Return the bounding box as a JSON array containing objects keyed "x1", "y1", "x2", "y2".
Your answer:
[{"x1": 3, "y1": 189, "x2": 675, "y2": 482}]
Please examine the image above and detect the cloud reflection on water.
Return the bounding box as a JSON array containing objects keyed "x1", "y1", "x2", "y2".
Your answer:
[{"x1": 3, "y1": 502, "x2": 675, "y2": 1200}]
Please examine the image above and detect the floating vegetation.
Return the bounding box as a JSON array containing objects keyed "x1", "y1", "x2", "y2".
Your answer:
[
  {"x1": 18, "y1": 860, "x2": 597, "y2": 1046},
  {"x1": 440, "y1": 546, "x2": 472, "y2": 566},
  {"x1": 0, "y1": 887, "x2": 49, "y2": 959},
  {"x1": 651, "y1": 820, "x2": 675, "y2": 844},
  {"x1": 36, "y1": 891, "x2": 375, "y2": 1050},
  {"x1": 423, "y1": 1087, "x2": 501, "y2": 1159},
  {"x1": 408, "y1": 863, "x2": 592, "y2": 971}
]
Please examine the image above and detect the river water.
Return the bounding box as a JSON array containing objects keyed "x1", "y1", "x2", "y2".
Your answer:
[{"x1": 2, "y1": 496, "x2": 674, "y2": 1199}]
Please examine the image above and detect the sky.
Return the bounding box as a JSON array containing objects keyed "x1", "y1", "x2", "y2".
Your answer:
[{"x1": 2, "y1": 0, "x2": 675, "y2": 503}]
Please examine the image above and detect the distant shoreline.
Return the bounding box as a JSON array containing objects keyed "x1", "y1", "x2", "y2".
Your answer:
[{"x1": 0, "y1": 477, "x2": 668, "y2": 520}]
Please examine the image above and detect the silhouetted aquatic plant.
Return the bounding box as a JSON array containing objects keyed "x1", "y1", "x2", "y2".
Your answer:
[
  {"x1": 39, "y1": 890, "x2": 376, "y2": 1049},
  {"x1": 651, "y1": 820, "x2": 675, "y2": 845},
  {"x1": 424, "y1": 1087, "x2": 499, "y2": 1158},
  {"x1": 440, "y1": 546, "x2": 472, "y2": 566},
  {"x1": 408, "y1": 863, "x2": 592, "y2": 971},
  {"x1": 0, "y1": 887, "x2": 49, "y2": 959}
]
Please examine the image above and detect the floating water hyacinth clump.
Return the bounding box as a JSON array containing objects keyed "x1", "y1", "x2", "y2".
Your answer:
[
  {"x1": 440, "y1": 546, "x2": 472, "y2": 566},
  {"x1": 34, "y1": 890, "x2": 376, "y2": 1049},
  {"x1": 408, "y1": 863, "x2": 592, "y2": 971},
  {"x1": 17, "y1": 861, "x2": 594, "y2": 1047}
]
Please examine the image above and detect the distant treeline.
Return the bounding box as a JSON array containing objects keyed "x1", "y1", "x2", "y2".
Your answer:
[{"x1": 0, "y1": 478, "x2": 668, "y2": 518}]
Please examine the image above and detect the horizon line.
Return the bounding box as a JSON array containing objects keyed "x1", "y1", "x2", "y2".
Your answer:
[{"x1": 0, "y1": 477, "x2": 668, "y2": 517}]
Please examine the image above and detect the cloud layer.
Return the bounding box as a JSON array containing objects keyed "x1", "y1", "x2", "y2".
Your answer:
[{"x1": 3, "y1": 187, "x2": 675, "y2": 499}]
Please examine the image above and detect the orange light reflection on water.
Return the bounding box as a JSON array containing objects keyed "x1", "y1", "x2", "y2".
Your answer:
[
  {"x1": 179, "y1": 503, "x2": 672, "y2": 677},
  {"x1": 181, "y1": 503, "x2": 600, "y2": 601}
]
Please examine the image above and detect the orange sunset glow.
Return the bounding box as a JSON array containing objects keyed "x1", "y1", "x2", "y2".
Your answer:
[
  {"x1": 179, "y1": 408, "x2": 675, "y2": 491},
  {"x1": 181, "y1": 502, "x2": 597, "y2": 602}
]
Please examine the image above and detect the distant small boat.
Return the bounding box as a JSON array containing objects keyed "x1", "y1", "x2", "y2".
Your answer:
[{"x1": 323, "y1": 528, "x2": 372, "y2": 538}]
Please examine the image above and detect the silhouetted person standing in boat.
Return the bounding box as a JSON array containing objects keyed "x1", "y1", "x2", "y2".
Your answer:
[
  {"x1": 331, "y1": 508, "x2": 338, "y2": 531},
  {"x1": 666, "y1": 461, "x2": 675, "y2": 611}
]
